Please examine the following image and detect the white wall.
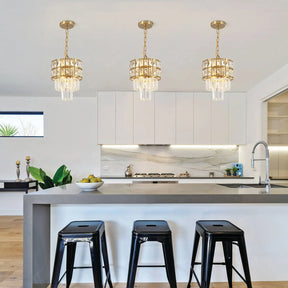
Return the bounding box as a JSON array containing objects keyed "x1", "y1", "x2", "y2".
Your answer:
[
  {"x1": 0, "y1": 96, "x2": 100, "y2": 214},
  {"x1": 240, "y1": 63, "x2": 288, "y2": 180}
]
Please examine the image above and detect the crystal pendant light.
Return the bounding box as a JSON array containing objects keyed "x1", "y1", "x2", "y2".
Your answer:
[
  {"x1": 51, "y1": 20, "x2": 83, "y2": 101},
  {"x1": 202, "y1": 20, "x2": 233, "y2": 101},
  {"x1": 129, "y1": 20, "x2": 161, "y2": 101}
]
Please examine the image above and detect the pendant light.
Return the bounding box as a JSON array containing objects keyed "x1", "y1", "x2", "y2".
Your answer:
[
  {"x1": 51, "y1": 20, "x2": 83, "y2": 101},
  {"x1": 129, "y1": 20, "x2": 161, "y2": 101},
  {"x1": 202, "y1": 20, "x2": 233, "y2": 101}
]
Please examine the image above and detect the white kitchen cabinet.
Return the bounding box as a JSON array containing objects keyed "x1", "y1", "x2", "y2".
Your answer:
[
  {"x1": 194, "y1": 93, "x2": 212, "y2": 144},
  {"x1": 175, "y1": 93, "x2": 194, "y2": 144},
  {"x1": 97, "y1": 92, "x2": 115, "y2": 144},
  {"x1": 211, "y1": 97, "x2": 229, "y2": 144},
  {"x1": 133, "y1": 92, "x2": 155, "y2": 144},
  {"x1": 228, "y1": 92, "x2": 246, "y2": 144},
  {"x1": 115, "y1": 92, "x2": 134, "y2": 144},
  {"x1": 155, "y1": 92, "x2": 176, "y2": 144}
]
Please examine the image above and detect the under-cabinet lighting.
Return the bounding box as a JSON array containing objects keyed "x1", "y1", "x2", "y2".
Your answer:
[
  {"x1": 170, "y1": 145, "x2": 237, "y2": 149},
  {"x1": 102, "y1": 145, "x2": 139, "y2": 149},
  {"x1": 269, "y1": 146, "x2": 288, "y2": 151}
]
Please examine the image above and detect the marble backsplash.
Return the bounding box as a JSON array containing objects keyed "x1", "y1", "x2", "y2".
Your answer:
[{"x1": 101, "y1": 146, "x2": 239, "y2": 177}]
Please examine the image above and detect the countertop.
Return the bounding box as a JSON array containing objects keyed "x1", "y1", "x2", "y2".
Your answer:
[
  {"x1": 24, "y1": 183, "x2": 288, "y2": 204},
  {"x1": 101, "y1": 176, "x2": 254, "y2": 179}
]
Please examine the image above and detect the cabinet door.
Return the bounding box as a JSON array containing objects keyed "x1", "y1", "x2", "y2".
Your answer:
[
  {"x1": 211, "y1": 97, "x2": 229, "y2": 144},
  {"x1": 194, "y1": 93, "x2": 212, "y2": 144},
  {"x1": 228, "y1": 92, "x2": 246, "y2": 144},
  {"x1": 155, "y1": 92, "x2": 176, "y2": 144},
  {"x1": 115, "y1": 92, "x2": 134, "y2": 144},
  {"x1": 97, "y1": 92, "x2": 115, "y2": 144},
  {"x1": 133, "y1": 92, "x2": 155, "y2": 144},
  {"x1": 175, "y1": 93, "x2": 194, "y2": 144}
]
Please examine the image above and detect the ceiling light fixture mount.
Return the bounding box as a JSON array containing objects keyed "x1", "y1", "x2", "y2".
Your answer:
[
  {"x1": 51, "y1": 20, "x2": 83, "y2": 101},
  {"x1": 129, "y1": 20, "x2": 161, "y2": 101},
  {"x1": 202, "y1": 20, "x2": 233, "y2": 101}
]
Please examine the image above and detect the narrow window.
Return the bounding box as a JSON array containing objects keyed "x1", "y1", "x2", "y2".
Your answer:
[{"x1": 0, "y1": 112, "x2": 44, "y2": 137}]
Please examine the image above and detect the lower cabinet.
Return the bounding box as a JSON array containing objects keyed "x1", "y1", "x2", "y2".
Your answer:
[{"x1": 97, "y1": 91, "x2": 246, "y2": 145}]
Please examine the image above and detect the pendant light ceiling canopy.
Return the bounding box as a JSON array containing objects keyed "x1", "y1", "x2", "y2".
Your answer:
[
  {"x1": 51, "y1": 20, "x2": 83, "y2": 101},
  {"x1": 202, "y1": 20, "x2": 234, "y2": 101},
  {"x1": 129, "y1": 20, "x2": 161, "y2": 101}
]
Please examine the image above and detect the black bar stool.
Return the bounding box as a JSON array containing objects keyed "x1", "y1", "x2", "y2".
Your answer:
[
  {"x1": 51, "y1": 220, "x2": 113, "y2": 288},
  {"x1": 126, "y1": 220, "x2": 177, "y2": 288},
  {"x1": 187, "y1": 220, "x2": 252, "y2": 288}
]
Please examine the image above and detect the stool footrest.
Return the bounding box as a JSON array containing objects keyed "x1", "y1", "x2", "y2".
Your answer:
[
  {"x1": 194, "y1": 261, "x2": 226, "y2": 265},
  {"x1": 137, "y1": 264, "x2": 166, "y2": 268}
]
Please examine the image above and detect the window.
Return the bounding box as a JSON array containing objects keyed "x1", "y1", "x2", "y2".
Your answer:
[{"x1": 0, "y1": 112, "x2": 44, "y2": 137}]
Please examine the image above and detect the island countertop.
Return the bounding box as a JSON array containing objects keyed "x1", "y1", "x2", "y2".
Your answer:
[{"x1": 24, "y1": 183, "x2": 288, "y2": 203}]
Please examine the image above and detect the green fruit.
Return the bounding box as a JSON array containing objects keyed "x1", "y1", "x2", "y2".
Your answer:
[
  {"x1": 96, "y1": 177, "x2": 102, "y2": 182},
  {"x1": 88, "y1": 174, "x2": 96, "y2": 180},
  {"x1": 79, "y1": 178, "x2": 89, "y2": 183}
]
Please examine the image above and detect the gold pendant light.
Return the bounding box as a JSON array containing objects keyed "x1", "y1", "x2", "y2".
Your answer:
[
  {"x1": 51, "y1": 20, "x2": 83, "y2": 101},
  {"x1": 129, "y1": 20, "x2": 161, "y2": 101},
  {"x1": 202, "y1": 20, "x2": 233, "y2": 101}
]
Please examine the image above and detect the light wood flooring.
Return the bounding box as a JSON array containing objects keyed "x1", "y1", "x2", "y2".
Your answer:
[{"x1": 0, "y1": 216, "x2": 287, "y2": 288}]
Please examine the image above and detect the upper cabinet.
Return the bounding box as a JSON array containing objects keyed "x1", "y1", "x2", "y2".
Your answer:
[
  {"x1": 97, "y1": 92, "x2": 115, "y2": 144},
  {"x1": 175, "y1": 93, "x2": 194, "y2": 144},
  {"x1": 155, "y1": 92, "x2": 176, "y2": 144},
  {"x1": 134, "y1": 93, "x2": 155, "y2": 144},
  {"x1": 97, "y1": 91, "x2": 246, "y2": 145}
]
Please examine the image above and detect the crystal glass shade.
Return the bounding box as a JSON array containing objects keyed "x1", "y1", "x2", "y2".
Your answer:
[
  {"x1": 51, "y1": 58, "x2": 83, "y2": 101},
  {"x1": 129, "y1": 57, "x2": 161, "y2": 101},
  {"x1": 202, "y1": 57, "x2": 233, "y2": 101}
]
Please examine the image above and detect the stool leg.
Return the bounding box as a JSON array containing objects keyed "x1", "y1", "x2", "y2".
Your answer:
[
  {"x1": 222, "y1": 241, "x2": 233, "y2": 288},
  {"x1": 202, "y1": 236, "x2": 215, "y2": 288},
  {"x1": 101, "y1": 231, "x2": 113, "y2": 288},
  {"x1": 126, "y1": 235, "x2": 141, "y2": 288},
  {"x1": 90, "y1": 236, "x2": 103, "y2": 288},
  {"x1": 238, "y1": 235, "x2": 253, "y2": 288},
  {"x1": 162, "y1": 237, "x2": 177, "y2": 288},
  {"x1": 187, "y1": 231, "x2": 200, "y2": 288},
  {"x1": 66, "y1": 242, "x2": 77, "y2": 288},
  {"x1": 51, "y1": 236, "x2": 65, "y2": 288}
]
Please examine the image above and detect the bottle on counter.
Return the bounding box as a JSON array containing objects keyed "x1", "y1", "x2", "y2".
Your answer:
[{"x1": 125, "y1": 165, "x2": 133, "y2": 178}]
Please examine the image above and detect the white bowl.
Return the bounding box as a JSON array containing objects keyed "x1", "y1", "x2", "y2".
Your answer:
[{"x1": 76, "y1": 181, "x2": 104, "y2": 192}]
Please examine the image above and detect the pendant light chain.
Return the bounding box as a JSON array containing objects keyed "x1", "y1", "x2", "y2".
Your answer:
[
  {"x1": 216, "y1": 27, "x2": 220, "y2": 58},
  {"x1": 143, "y1": 27, "x2": 148, "y2": 58},
  {"x1": 64, "y1": 27, "x2": 69, "y2": 58}
]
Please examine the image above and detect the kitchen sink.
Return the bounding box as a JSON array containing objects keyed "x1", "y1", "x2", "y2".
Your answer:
[{"x1": 218, "y1": 184, "x2": 288, "y2": 188}]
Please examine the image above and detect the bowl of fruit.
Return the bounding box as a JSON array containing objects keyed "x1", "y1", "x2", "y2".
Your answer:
[{"x1": 76, "y1": 175, "x2": 104, "y2": 191}]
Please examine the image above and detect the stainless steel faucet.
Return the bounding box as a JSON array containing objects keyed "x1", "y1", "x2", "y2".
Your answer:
[{"x1": 251, "y1": 141, "x2": 271, "y2": 192}]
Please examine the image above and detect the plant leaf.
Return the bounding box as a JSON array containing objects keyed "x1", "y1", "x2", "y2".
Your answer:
[
  {"x1": 53, "y1": 165, "x2": 68, "y2": 184},
  {"x1": 39, "y1": 182, "x2": 46, "y2": 190},
  {"x1": 29, "y1": 166, "x2": 45, "y2": 182},
  {"x1": 43, "y1": 175, "x2": 54, "y2": 189}
]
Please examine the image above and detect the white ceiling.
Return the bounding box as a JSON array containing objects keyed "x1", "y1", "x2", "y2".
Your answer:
[{"x1": 1, "y1": 0, "x2": 288, "y2": 97}]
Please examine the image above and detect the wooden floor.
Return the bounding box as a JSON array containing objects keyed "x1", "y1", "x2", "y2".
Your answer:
[{"x1": 0, "y1": 216, "x2": 287, "y2": 288}]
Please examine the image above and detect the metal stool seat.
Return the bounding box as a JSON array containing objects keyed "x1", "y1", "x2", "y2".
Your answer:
[
  {"x1": 51, "y1": 221, "x2": 113, "y2": 288},
  {"x1": 127, "y1": 220, "x2": 177, "y2": 288},
  {"x1": 187, "y1": 220, "x2": 252, "y2": 288}
]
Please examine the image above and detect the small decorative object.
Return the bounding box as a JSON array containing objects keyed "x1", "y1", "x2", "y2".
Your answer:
[
  {"x1": 225, "y1": 168, "x2": 232, "y2": 176},
  {"x1": 125, "y1": 164, "x2": 133, "y2": 177},
  {"x1": 29, "y1": 165, "x2": 72, "y2": 189},
  {"x1": 209, "y1": 172, "x2": 215, "y2": 178},
  {"x1": 232, "y1": 166, "x2": 239, "y2": 176},
  {"x1": 76, "y1": 175, "x2": 103, "y2": 192},
  {"x1": 25, "y1": 156, "x2": 32, "y2": 181},
  {"x1": 16, "y1": 160, "x2": 22, "y2": 182}
]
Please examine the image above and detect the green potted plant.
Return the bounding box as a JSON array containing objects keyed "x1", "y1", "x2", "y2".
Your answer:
[
  {"x1": 29, "y1": 164, "x2": 72, "y2": 189},
  {"x1": 225, "y1": 168, "x2": 232, "y2": 177},
  {"x1": 232, "y1": 166, "x2": 238, "y2": 176}
]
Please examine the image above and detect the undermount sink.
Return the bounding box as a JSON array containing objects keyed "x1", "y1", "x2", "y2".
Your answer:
[{"x1": 218, "y1": 184, "x2": 288, "y2": 189}]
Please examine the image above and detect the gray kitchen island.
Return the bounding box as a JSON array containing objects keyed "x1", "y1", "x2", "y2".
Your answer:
[{"x1": 23, "y1": 183, "x2": 288, "y2": 288}]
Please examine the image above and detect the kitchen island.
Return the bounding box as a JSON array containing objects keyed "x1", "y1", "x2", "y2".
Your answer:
[{"x1": 23, "y1": 183, "x2": 288, "y2": 288}]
